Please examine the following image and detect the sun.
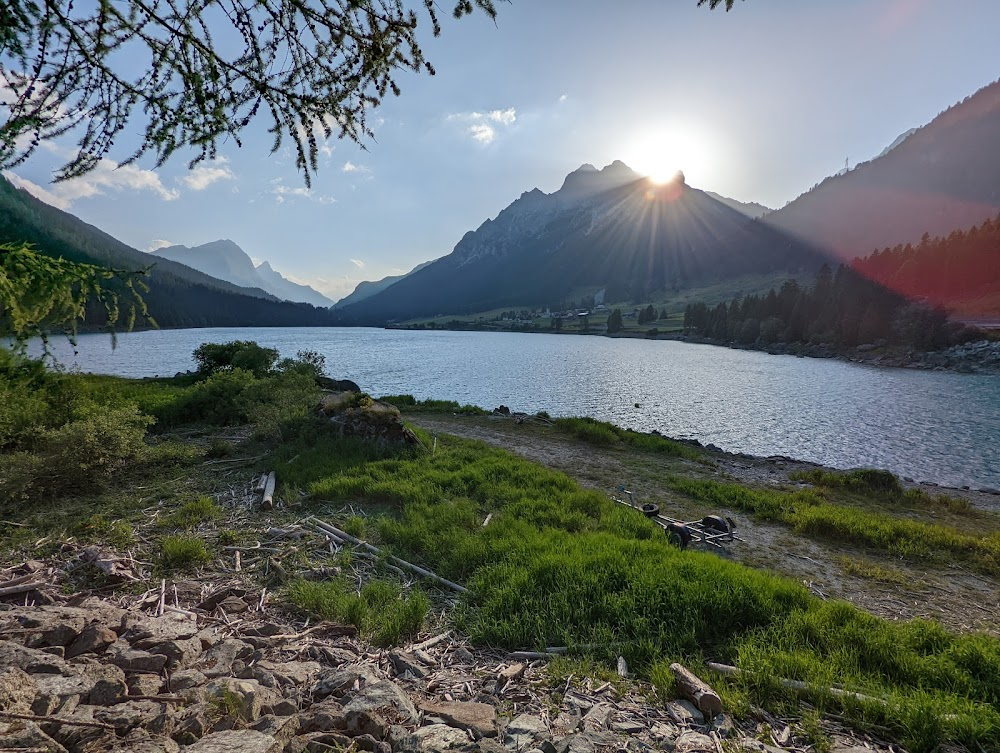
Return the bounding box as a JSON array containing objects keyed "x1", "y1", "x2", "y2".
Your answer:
[{"x1": 622, "y1": 125, "x2": 715, "y2": 187}]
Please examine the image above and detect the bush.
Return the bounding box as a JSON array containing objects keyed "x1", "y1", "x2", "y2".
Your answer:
[
  {"x1": 193, "y1": 341, "x2": 278, "y2": 378},
  {"x1": 164, "y1": 496, "x2": 222, "y2": 529},
  {"x1": 161, "y1": 535, "x2": 211, "y2": 570},
  {"x1": 278, "y1": 350, "x2": 327, "y2": 379}
]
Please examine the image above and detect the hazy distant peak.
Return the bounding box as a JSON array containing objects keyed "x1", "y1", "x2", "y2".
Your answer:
[
  {"x1": 256, "y1": 260, "x2": 274, "y2": 271},
  {"x1": 574, "y1": 163, "x2": 598, "y2": 172},
  {"x1": 877, "y1": 127, "x2": 919, "y2": 159},
  {"x1": 558, "y1": 159, "x2": 640, "y2": 197},
  {"x1": 602, "y1": 160, "x2": 636, "y2": 174}
]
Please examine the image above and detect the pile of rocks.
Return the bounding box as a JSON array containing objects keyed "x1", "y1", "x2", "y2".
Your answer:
[
  {"x1": 1, "y1": 592, "x2": 892, "y2": 753},
  {"x1": 317, "y1": 393, "x2": 420, "y2": 446}
]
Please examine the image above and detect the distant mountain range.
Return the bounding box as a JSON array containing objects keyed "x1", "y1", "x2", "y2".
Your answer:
[
  {"x1": 0, "y1": 174, "x2": 335, "y2": 329},
  {"x1": 153, "y1": 240, "x2": 334, "y2": 307},
  {"x1": 332, "y1": 261, "x2": 433, "y2": 308},
  {"x1": 764, "y1": 79, "x2": 1000, "y2": 259},
  {"x1": 703, "y1": 191, "x2": 771, "y2": 218},
  {"x1": 334, "y1": 162, "x2": 828, "y2": 324}
]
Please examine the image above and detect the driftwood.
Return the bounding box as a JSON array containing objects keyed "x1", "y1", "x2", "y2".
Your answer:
[
  {"x1": 261, "y1": 472, "x2": 277, "y2": 509},
  {"x1": 706, "y1": 661, "x2": 886, "y2": 706},
  {"x1": 412, "y1": 631, "x2": 452, "y2": 652},
  {"x1": 0, "y1": 580, "x2": 47, "y2": 597},
  {"x1": 670, "y1": 662, "x2": 723, "y2": 717},
  {"x1": 311, "y1": 518, "x2": 469, "y2": 594}
]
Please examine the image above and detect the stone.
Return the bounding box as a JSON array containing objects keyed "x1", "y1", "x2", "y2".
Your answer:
[
  {"x1": 498, "y1": 662, "x2": 526, "y2": 682},
  {"x1": 256, "y1": 660, "x2": 321, "y2": 687},
  {"x1": 90, "y1": 676, "x2": 128, "y2": 705},
  {"x1": 666, "y1": 699, "x2": 704, "y2": 725},
  {"x1": 271, "y1": 698, "x2": 298, "y2": 716},
  {"x1": 0, "y1": 666, "x2": 37, "y2": 713},
  {"x1": 66, "y1": 622, "x2": 118, "y2": 658},
  {"x1": 107, "y1": 641, "x2": 168, "y2": 674},
  {"x1": 417, "y1": 699, "x2": 497, "y2": 738},
  {"x1": 110, "y1": 729, "x2": 181, "y2": 753},
  {"x1": 580, "y1": 704, "x2": 610, "y2": 731},
  {"x1": 504, "y1": 713, "x2": 547, "y2": 748},
  {"x1": 169, "y1": 668, "x2": 207, "y2": 691},
  {"x1": 0, "y1": 720, "x2": 69, "y2": 753},
  {"x1": 206, "y1": 678, "x2": 279, "y2": 723},
  {"x1": 148, "y1": 636, "x2": 202, "y2": 669},
  {"x1": 297, "y1": 698, "x2": 346, "y2": 733},
  {"x1": 611, "y1": 720, "x2": 647, "y2": 734},
  {"x1": 674, "y1": 731, "x2": 716, "y2": 753},
  {"x1": 0, "y1": 639, "x2": 71, "y2": 675},
  {"x1": 342, "y1": 680, "x2": 419, "y2": 738},
  {"x1": 251, "y1": 714, "x2": 300, "y2": 748},
  {"x1": 121, "y1": 612, "x2": 199, "y2": 649},
  {"x1": 293, "y1": 731, "x2": 354, "y2": 752},
  {"x1": 398, "y1": 723, "x2": 472, "y2": 752},
  {"x1": 710, "y1": 713, "x2": 735, "y2": 738},
  {"x1": 389, "y1": 650, "x2": 429, "y2": 679},
  {"x1": 199, "y1": 638, "x2": 254, "y2": 678},
  {"x1": 184, "y1": 729, "x2": 284, "y2": 753},
  {"x1": 173, "y1": 703, "x2": 212, "y2": 744},
  {"x1": 94, "y1": 699, "x2": 172, "y2": 734},
  {"x1": 312, "y1": 665, "x2": 381, "y2": 701},
  {"x1": 30, "y1": 673, "x2": 91, "y2": 715},
  {"x1": 552, "y1": 734, "x2": 596, "y2": 753},
  {"x1": 129, "y1": 672, "x2": 165, "y2": 696},
  {"x1": 216, "y1": 595, "x2": 251, "y2": 614}
]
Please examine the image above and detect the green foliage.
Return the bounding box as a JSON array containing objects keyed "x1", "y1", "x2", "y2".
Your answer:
[
  {"x1": 205, "y1": 439, "x2": 236, "y2": 459},
  {"x1": 287, "y1": 578, "x2": 429, "y2": 646},
  {"x1": 278, "y1": 350, "x2": 327, "y2": 379},
  {"x1": 553, "y1": 417, "x2": 700, "y2": 459},
  {"x1": 791, "y1": 467, "x2": 903, "y2": 496},
  {"x1": 160, "y1": 535, "x2": 211, "y2": 570},
  {"x1": 606, "y1": 308, "x2": 624, "y2": 333},
  {"x1": 0, "y1": 242, "x2": 149, "y2": 345},
  {"x1": 342, "y1": 516, "x2": 367, "y2": 538},
  {"x1": 164, "y1": 496, "x2": 222, "y2": 529},
  {"x1": 193, "y1": 341, "x2": 279, "y2": 378},
  {"x1": 379, "y1": 395, "x2": 488, "y2": 415}
]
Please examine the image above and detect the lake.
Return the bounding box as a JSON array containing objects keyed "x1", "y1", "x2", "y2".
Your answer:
[{"x1": 33, "y1": 327, "x2": 1000, "y2": 490}]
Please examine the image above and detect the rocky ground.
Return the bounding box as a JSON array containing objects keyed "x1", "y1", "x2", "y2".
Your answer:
[{"x1": 0, "y1": 580, "x2": 900, "y2": 753}]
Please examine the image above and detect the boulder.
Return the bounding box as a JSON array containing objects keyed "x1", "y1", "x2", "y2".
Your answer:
[
  {"x1": 389, "y1": 651, "x2": 429, "y2": 679},
  {"x1": 316, "y1": 393, "x2": 420, "y2": 445},
  {"x1": 312, "y1": 665, "x2": 381, "y2": 701},
  {"x1": 255, "y1": 660, "x2": 321, "y2": 688},
  {"x1": 148, "y1": 636, "x2": 202, "y2": 669},
  {"x1": 675, "y1": 731, "x2": 717, "y2": 753},
  {"x1": 199, "y1": 638, "x2": 254, "y2": 678},
  {"x1": 297, "y1": 698, "x2": 347, "y2": 733},
  {"x1": 316, "y1": 377, "x2": 361, "y2": 393},
  {"x1": 107, "y1": 641, "x2": 169, "y2": 674},
  {"x1": 110, "y1": 729, "x2": 181, "y2": 753},
  {"x1": 397, "y1": 723, "x2": 472, "y2": 752},
  {"x1": 184, "y1": 729, "x2": 284, "y2": 753},
  {"x1": 30, "y1": 673, "x2": 92, "y2": 715},
  {"x1": 0, "y1": 720, "x2": 69, "y2": 753},
  {"x1": 205, "y1": 678, "x2": 280, "y2": 723},
  {"x1": 128, "y1": 672, "x2": 166, "y2": 697},
  {"x1": 504, "y1": 714, "x2": 547, "y2": 748},
  {"x1": 0, "y1": 639, "x2": 71, "y2": 675},
  {"x1": 417, "y1": 699, "x2": 497, "y2": 738},
  {"x1": 169, "y1": 668, "x2": 207, "y2": 692}
]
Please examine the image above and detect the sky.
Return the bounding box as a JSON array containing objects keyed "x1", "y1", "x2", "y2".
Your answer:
[{"x1": 6, "y1": 0, "x2": 1000, "y2": 303}]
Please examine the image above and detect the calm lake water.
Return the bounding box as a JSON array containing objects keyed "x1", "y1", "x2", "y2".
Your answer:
[{"x1": 34, "y1": 327, "x2": 1000, "y2": 489}]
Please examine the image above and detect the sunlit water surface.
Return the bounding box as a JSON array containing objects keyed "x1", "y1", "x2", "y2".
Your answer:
[{"x1": 35, "y1": 327, "x2": 1000, "y2": 489}]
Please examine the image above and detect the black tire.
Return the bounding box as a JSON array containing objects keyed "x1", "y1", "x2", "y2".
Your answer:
[
  {"x1": 640, "y1": 503, "x2": 660, "y2": 518},
  {"x1": 666, "y1": 523, "x2": 691, "y2": 549},
  {"x1": 701, "y1": 515, "x2": 730, "y2": 533}
]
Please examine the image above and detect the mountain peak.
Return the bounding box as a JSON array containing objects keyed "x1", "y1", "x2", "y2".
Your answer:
[
  {"x1": 256, "y1": 260, "x2": 274, "y2": 272},
  {"x1": 558, "y1": 159, "x2": 640, "y2": 198}
]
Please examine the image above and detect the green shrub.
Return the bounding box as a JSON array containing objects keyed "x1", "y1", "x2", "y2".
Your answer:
[
  {"x1": 278, "y1": 350, "x2": 327, "y2": 379},
  {"x1": 161, "y1": 535, "x2": 211, "y2": 570},
  {"x1": 342, "y1": 515, "x2": 366, "y2": 538},
  {"x1": 286, "y1": 577, "x2": 428, "y2": 646},
  {"x1": 193, "y1": 341, "x2": 278, "y2": 378},
  {"x1": 791, "y1": 468, "x2": 903, "y2": 496},
  {"x1": 554, "y1": 417, "x2": 699, "y2": 459},
  {"x1": 379, "y1": 395, "x2": 487, "y2": 414},
  {"x1": 205, "y1": 439, "x2": 236, "y2": 459}
]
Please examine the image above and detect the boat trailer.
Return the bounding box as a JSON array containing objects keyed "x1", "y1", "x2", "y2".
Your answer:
[{"x1": 612, "y1": 485, "x2": 742, "y2": 550}]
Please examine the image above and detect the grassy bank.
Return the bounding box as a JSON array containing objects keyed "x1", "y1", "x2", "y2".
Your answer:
[{"x1": 3, "y1": 343, "x2": 999, "y2": 751}]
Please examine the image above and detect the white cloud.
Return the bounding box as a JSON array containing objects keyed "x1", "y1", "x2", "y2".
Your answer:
[
  {"x1": 145, "y1": 239, "x2": 174, "y2": 253},
  {"x1": 270, "y1": 181, "x2": 336, "y2": 205},
  {"x1": 178, "y1": 158, "x2": 234, "y2": 190},
  {"x1": 342, "y1": 161, "x2": 371, "y2": 174},
  {"x1": 558, "y1": 94, "x2": 568, "y2": 103},
  {"x1": 350, "y1": 259, "x2": 365, "y2": 269},
  {"x1": 447, "y1": 107, "x2": 517, "y2": 146},
  {"x1": 4, "y1": 157, "x2": 179, "y2": 209},
  {"x1": 488, "y1": 108, "x2": 517, "y2": 126},
  {"x1": 469, "y1": 123, "x2": 497, "y2": 144}
]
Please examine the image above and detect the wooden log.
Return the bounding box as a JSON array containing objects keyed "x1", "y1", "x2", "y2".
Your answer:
[
  {"x1": 261, "y1": 471, "x2": 277, "y2": 509},
  {"x1": 706, "y1": 661, "x2": 885, "y2": 706},
  {"x1": 412, "y1": 630, "x2": 452, "y2": 652},
  {"x1": 0, "y1": 580, "x2": 46, "y2": 597},
  {"x1": 670, "y1": 662, "x2": 723, "y2": 717}
]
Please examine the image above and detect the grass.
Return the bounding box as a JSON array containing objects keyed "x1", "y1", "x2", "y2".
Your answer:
[
  {"x1": 836, "y1": 556, "x2": 910, "y2": 585},
  {"x1": 380, "y1": 394, "x2": 488, "y2": 415},
  {"x1": 161, "y1": 535, "x2": 212, "y2": 571},
  {"x1": 163, "y1": 496, "x2": 222, "y2": 529},
  {"x1": 286, "y1": 578, "x2": 428, "y2": 646},
  {"x1": 266, "y1": 426, "x2": 1000, "y2": 751},
  {"x1": 552, "y1": 416, "x2": 701, "y2": 460}
]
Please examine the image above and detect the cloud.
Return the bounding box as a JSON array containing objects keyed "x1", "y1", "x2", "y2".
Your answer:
[
  {"x1": 270, "y1": 180, "x2": 336, "y2": 205},
  {"x1": 178, "y1": 158, "x2": 234, "y2": 190},
  {"x1": 342, "y1": 161, "x2": 371, "y2": 174},
  {"x1": 558, "y1": 94, "x2": 568, "y2": 104},
  {"x1": 350, "y1": 259, "x2": 365, "y2": 269},
  {"x1": 447, "y1": 107, "x2": 517, "y2": 145},
  {"x1": 145, "y1": 239, "x2": 174, "y2": 253},
  {"x1": 4, "y1": 157, "x2": 179, "y2": 209}
]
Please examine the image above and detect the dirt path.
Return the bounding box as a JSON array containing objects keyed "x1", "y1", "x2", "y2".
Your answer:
[{"x1": 411, "y1": 413, "x2": 1000, "y2": 636}]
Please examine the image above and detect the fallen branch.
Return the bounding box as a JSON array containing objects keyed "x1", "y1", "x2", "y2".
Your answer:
[
  {"x1": 706, "y1": 662, "x2": 886, "y2": 706},
  {"x1": 0, "y1": 581, "x2": 47, "y2": 597},
  {"x1": 261, "y1": 471, "x2": 277, "y2": 509},
  {"x1": 670, "y1": 662, "x2": 722, "y2": 717},
  {"x1": 310, "y1": 518, "x2": 469, "y2": 594},
  {"x1": 412, "y1": 631, "x2": 452, "y2": 652},
  {"x1": 0, "y1": 711, "x2": 120, "y2": 731}
]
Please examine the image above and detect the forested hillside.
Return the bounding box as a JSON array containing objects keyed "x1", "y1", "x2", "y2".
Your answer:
[
  {"x1": 683, "y1": 265, "x2": 981, "y2": 351},
  {"x1": 852, "y1": 213, "x2": 1000, "y2": 319},
  {"x1": 0, "y1": 175, "x2": 336, "y2": 329}
]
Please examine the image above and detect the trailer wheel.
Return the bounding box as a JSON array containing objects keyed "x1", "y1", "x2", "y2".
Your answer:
[
  {"x1": 701, "y1": 514, "x2": 730, "y2": 533},
  {"x1": 640, "y1": 503, "x2": 660, "y2": 518},
  {"x1": 666, "y1": 523, "x2": 691, "y2": 549}
]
